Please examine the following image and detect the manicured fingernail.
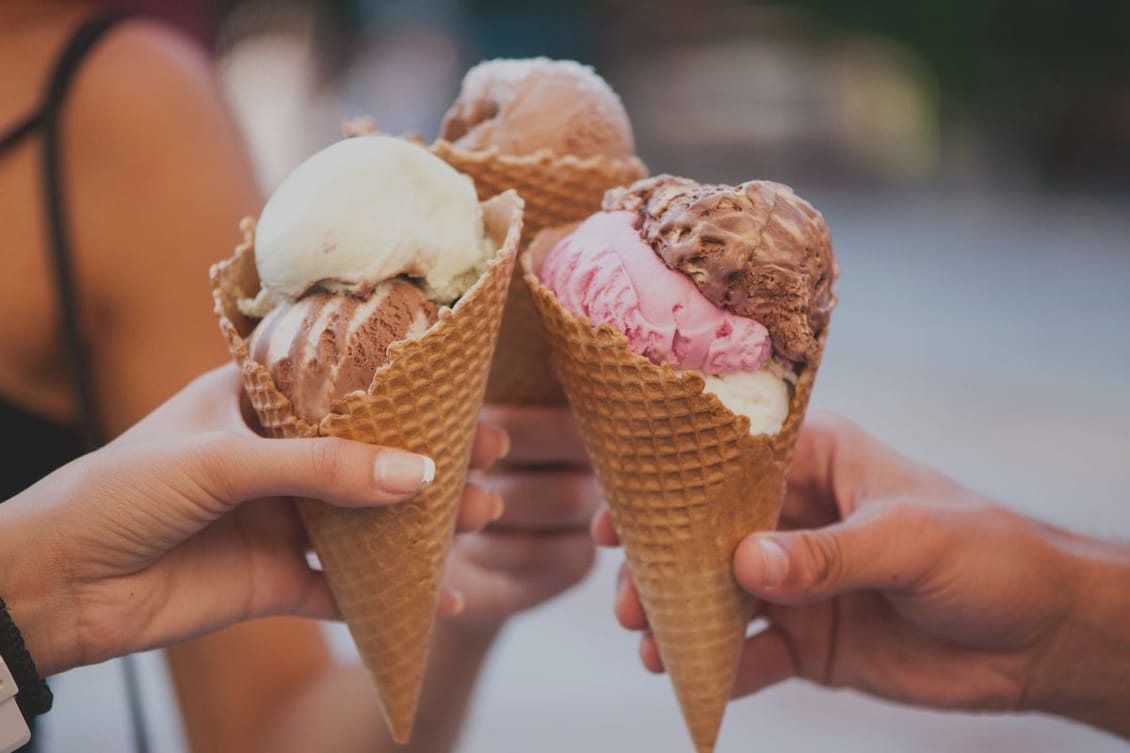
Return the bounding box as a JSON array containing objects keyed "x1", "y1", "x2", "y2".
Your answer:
[
  {"x1": 757, "y1": 537, "x2": 790, "y2": 589},
  {"x1": 489, "y1": 492, "x2": 505, "y2": 522},
  {"x1": 375, "y1": 451, "x2": 435, "y2": 494}
]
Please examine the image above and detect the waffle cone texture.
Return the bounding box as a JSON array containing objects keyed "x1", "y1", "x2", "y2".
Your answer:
[
  {"x1": 522, "y1": 227, "x2": 826, "y2": 753},
  {"x1": 430, "y1": 140, "x2": 647, "y2": 405},
  {"x1": 209, "y1": 190, "x2": 524, "y2": 743}
]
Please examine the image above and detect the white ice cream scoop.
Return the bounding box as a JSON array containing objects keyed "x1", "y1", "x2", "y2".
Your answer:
[
  {"x1": 702, "y1": 366, "x2": 792, "y2": 436},
  {"x1": 250, "y1": 135, "x2": 491, "y2": 307}
]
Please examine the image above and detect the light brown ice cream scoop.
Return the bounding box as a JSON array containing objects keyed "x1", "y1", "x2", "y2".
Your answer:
[
  {"x1": 604, "y1": 175, "x2": 838, "y2": 364},
  {"x1": 439, "y1": 57, "x2": 635, "y2": 160},
  {"x1": 248, "y1": 279, "x2": 438, "y2": 423}
]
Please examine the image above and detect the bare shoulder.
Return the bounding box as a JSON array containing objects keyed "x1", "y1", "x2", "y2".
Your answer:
[
  {"x1": 57, "y1": 17, "x2": 263, "y2": 430},
  {"x1": 74, "y1": 19, "x2": 232, "y2": 139},
  {"x1": 62, "y1": 17, "x2": 262, "y2": 276}
]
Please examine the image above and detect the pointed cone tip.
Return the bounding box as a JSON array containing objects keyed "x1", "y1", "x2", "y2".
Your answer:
[
  {"x1": 692, "y1": 731, "x2": 717, "y2": 753},
  {"x1": 386, "y1": 706, "x2": 417, "y2": 745}
]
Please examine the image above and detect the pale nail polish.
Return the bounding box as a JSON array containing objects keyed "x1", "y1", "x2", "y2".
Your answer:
[{"x1": 375, "y1": 451, "x2": 435, "y2": 495}]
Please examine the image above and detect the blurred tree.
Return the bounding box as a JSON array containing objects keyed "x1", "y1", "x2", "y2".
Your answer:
[{"x1": 790, "y1": 0, "x2": 1130, "y2": 183}]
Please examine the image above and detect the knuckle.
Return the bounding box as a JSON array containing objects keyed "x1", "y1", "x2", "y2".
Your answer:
[
  {"x1": 884, "y1": 500, "x2": 954, "y2": 560},
  {"x1": 564, "y1": 538, "x2": 597, "y2": 579},
  {"x1": 565, "y1": 475, "x2": 602, "y2": 518},
  {"x1": 882, "y1": 499, "x2": 931, "y2": 534},
  {"x1": 183, "y1": 431, "x2": 240, "y2": 500},
  {"x1": 562, "y1": 486, "x2": 595, "y2": 520},
  {"x1": 805, "y1": 411, "x2": 859, "y2": 443},
  {"x1": 309, "y1": 437, "x2": 351, "y2": 486},
  {"x1": 794, "y1": 531, "x2": 844, "y2": 592}
]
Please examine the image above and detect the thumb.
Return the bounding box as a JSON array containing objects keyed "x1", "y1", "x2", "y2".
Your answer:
[
  {"x1": 733, "y1": 503, "x2": 942, "y2": 604},
  {"x1": 187, "y1": 433, "x2": 436, "y2": 514},
  {"x1": 84, "y1": 433, "x2": 438, "y2": 563}
]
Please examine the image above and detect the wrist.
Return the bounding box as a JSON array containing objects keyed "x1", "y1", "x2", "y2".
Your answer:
[
  {"x1": 0, "y1": 505, "x2": 72, "y2": 677},
  {"x1": 1026, "y1": 530, "x2": 1130, "y2": 737}
]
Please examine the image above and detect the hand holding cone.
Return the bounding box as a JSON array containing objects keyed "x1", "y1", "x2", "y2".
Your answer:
[
  {"x1": 209, "y1": 130, "x2": 525, "y2": 741},
  {"x1": 522, "y1": 177, "x2": 837, "y2": 753},
  {"x1": 203, "y1": 52, "x2": 839, "y2": 753}
]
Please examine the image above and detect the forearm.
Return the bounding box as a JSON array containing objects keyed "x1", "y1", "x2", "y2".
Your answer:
[
  {"x1": 396, "y1": 621, "x2": 500, "y2": 753},
  {"x1": 259, "y1": 621, "x2": 500, "y2": 753},
  {"x1": 166, "y1": 617, "x2": 334, "y2": 753},
  {"x1": 1028, "y1": 532, "x2": 1130, "y2": 737}
]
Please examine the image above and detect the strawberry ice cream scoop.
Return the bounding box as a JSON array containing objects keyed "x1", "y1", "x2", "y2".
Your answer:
[
  {"x1": 604, "y1": 175, "x2": 836, "y2": 364},
  {"x1": 539, "y1": 211, "x2": 772, "y2": 376}
]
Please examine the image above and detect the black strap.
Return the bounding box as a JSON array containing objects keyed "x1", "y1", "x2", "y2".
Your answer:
[
  {"x1": 0, "y1": 111, "x2": 42, "y2": 155},
  {"x1": 13, "y1": 13, "x2": 152, "y2": 753},
  {"x1": 39, "y1": 11, "x2": 137, "y2": 451},
  {"x1": 0, "y1": 598, "x2": 52, "y2": 721}
]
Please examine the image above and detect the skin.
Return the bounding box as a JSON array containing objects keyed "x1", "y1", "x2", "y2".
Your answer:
[
  {"x1": 253, "y1": 406, "x2": 599, "y2": 753},
  {"x1": 0, "y1": 5, "x2": 338, "y2": 749},
  {"x1": 0, "y1": 2, "x2": 251, "y2": 435},
  {"x1": 2, "y1": 6, "x2": 603, "y2": 751},
  {"x1": 0, "y1": 365, "x2": 507, "y2": 676},
  {"x1": 599, "y1": 413, "x2": 1130, "y2": 740}
]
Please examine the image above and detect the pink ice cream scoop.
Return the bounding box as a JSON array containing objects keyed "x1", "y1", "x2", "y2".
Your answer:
[{"x1": 539, "y1": 211, "x2": 772, "y2": 375}]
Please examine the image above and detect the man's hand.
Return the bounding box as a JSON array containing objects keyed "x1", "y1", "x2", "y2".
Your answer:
[{"x1": 598, "y1": 413, "x2": 1130, "y2": 738}]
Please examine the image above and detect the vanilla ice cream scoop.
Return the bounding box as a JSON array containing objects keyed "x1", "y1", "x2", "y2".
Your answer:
[{"x1": 248, "y1": 135, "x2": 491, "y2": 310}]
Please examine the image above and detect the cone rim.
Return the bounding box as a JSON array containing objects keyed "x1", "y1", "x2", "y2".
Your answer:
[
  {"x1": 520, "y1": 223, "x2": 828, "y2": 443},
  {"x1": 209, "y1": 188, "x2": 525, "y2": 430},
  {"x1": 430, "y1": 137, "x2": 649, "y2": 178},
  {"x1": 207, "y1": 181, "x2": 525, "y2": 745}
]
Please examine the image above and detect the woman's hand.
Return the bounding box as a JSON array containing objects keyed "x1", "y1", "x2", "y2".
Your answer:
[
  {"x1": 600, "y1": 413, "x2": 1130, "y2": 737},
  {"x1": 440, "y1": 404, "x2": 600, "y2": 634},
  {"x1": 0, "y1": 364, "x2": 508, "y2": 676}
]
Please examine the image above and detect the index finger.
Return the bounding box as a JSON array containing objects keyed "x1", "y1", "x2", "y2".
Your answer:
[{"x1": 780, "y1": 411, "x2": 924, "y2": 528}]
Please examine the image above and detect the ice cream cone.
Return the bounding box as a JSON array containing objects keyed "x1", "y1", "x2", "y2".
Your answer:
[
  {"x1": 430, "y1": 141, "x2": 647, "y2": 405},
  {"x1": 522, "y1": 227, "x2": 826, "y2": 753},
  {"x1": 210, "y1": 190, "x2": 525, "y2": 743}
]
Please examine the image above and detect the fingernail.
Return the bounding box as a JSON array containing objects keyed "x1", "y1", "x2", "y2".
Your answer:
[
  {"x1": 489, "y1": 492, "x2": 505, "y2": 522},
  {"x1": 374, "y1": 451, "x2": 435, "y2": 494},
  {"x1": 493, "y1": 426, "x2": 511, "y2": 460},
  {"x1": 448, "y1": 590, "x2": 465, "y2": 615},
  {"x1": 757, "y1": 537, "x2": 790, "y2": 589}
]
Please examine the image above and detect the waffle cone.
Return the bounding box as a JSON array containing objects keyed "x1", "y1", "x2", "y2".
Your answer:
[
  {"x1": 209, "y1": 190, "x2": 524, "y2": 743},
  {"x1": 430, "y1": 140, "x2": 647, "y2": 405},
  {"x1": 522, "y1": 228, "x2": 825, "y2": 753}
]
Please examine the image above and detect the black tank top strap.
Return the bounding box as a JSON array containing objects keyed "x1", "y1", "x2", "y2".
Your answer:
[
  {"x1": 2, "y1": 14, "x2": 148, "y2": 753},
  {"x1": 0, "y1": 111, "x2": 42, "y2": 154},
  {"x1": 37, "y1": 10, "x2": 138, "y2": 450}
]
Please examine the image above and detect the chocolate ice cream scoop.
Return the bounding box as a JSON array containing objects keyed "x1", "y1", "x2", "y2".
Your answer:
[
  {"x1": 604, "y1": 175, "x2": 837, "y2": 363},
  {"x1": 439, "y1": 57, "x2": 635, "y2": 160},
  {"x1": 248, "y1": 279, "x2": 438, "y2": 423}
]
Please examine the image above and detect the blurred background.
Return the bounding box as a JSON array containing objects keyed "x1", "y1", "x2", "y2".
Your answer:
[{"x1": 42, "y1": 0, "x2": 1130, "y2": 751}]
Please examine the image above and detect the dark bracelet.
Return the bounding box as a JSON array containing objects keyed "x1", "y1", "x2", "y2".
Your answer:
[{"x1": 0, "y1": 597, "x2": 52, "y2": 721}]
